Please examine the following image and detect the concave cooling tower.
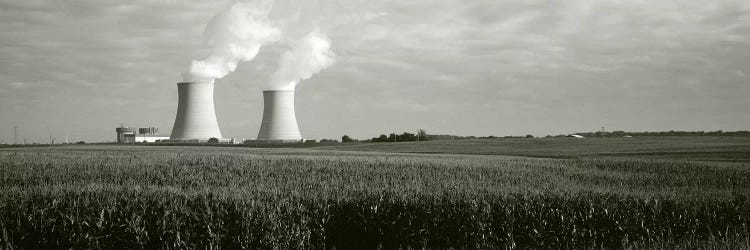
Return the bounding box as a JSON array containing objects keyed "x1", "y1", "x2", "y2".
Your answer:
[
  {"x1": 256, "y1": 90, "x2": 302, "y2": 141},
  {"x1": 170, "y1": 81, "x2": 223, "y2": 140}
]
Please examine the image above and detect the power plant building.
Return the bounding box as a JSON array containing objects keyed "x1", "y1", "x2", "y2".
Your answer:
[
  {"x1": 170, "y1": 81, "x2": 223, "y2": 141},
  {"x1": 115, "y1": 126, "x2": 136, "y2": 143},
  {"x1": 115, "y1": 126, "x2": 169, "y2": 143},
  {"x1": 256, "y1": 90, "x2": 303, "y2": 142},
  {"x1": 117, "y1": 83, "x2": 303, "y2": 144}
]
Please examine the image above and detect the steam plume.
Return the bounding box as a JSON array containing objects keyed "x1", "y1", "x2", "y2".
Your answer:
[
  {"x1": 269, "y1": 29, "x2": 336, "y2": 90},
  {"x1": 182, "y1": 1, "x2": 281, "y2": 82}
]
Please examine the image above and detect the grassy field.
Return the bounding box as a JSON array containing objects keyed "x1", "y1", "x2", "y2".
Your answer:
[
  {"x1": 1, "y1": 137, "x2": 749, "y2": 248},
  {"x1": 321, "y1": 136, "x2": 750, "y2": 161}
]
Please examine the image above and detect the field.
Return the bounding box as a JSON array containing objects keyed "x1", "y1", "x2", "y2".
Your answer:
[{"x1": 1, "y1": 137, "x2": 749, "y2": 248}]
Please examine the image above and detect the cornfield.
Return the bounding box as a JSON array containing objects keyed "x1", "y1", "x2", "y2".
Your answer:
[{"x1": 1, "y1": 142, "x2": 749, "y2": 248}]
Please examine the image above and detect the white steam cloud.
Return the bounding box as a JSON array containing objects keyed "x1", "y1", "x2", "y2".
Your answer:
[
  {"x1": 182, "y1": 1, "x2": 281, "y2": 82},
  {"x1": 269, "y1": 29, "x2": 336, "y2": 90}
]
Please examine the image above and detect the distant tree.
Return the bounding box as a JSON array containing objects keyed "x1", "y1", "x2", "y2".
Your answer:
[
  {"x1": 388, "y1": 133, "x2": 397, "y2": 142},
  {"x1": 76, "y1": 141, "x2": 86, "y2": 144},
  {"x1": 398, "y1": 132, "x2": 416, "y2": 142},
  {"x1": 305, "y1": 139, "x2": 317, "y2": 143},
  {"x1": 418, "y1": 129, "x2": 429, "y2": 141},
  {"x1": 372, "y1": 134, "x2": 388, "y2": 142},
  {"x1": 525, "y1": 134, "x2": 534, "y2": 138},
  {"x1": 370, "y1": 131, "x2": 433, "y2": 142},
  {"x1": 342, "y1": 135, "x2": 354, "y2": 143},
  {"x1": 208, "y1": 138, "x2": 219, "y2": 143}
]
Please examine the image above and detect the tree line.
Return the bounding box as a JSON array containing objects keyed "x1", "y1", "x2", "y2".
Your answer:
[
  {"x1": 561, "y1": 130, "x2": 750, "y2": 138},
  {"x1": 338, "y1": 129, "x2": 429, "y2": 143}
]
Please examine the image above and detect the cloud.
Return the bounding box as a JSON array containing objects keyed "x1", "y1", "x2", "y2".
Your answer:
[
  {"x1": 0, "y1": 0, "x2": 749, "y2": 141},
  {"x1": 7, "y1": 82, "x2": 25, "y2": 88}
]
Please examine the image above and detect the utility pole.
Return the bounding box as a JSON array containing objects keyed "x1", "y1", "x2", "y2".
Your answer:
[{"x1": 14, "y1": 126, "x2": 17, "y2": 145}]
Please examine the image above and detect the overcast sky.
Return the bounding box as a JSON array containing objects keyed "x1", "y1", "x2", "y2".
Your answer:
[{"x1": 1, "y1": 0, "x2": 749, "y2": 143}]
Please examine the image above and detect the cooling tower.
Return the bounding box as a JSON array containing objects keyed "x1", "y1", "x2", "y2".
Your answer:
[
  {"x1": 256, "y1": 90, "x2": 302, "y2": 141},
  {"x1": 170, "y1": 81, "x2": 222, "y2": 140}
]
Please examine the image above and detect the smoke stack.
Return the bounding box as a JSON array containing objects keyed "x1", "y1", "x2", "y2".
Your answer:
[
  {"x1": 256, "y1": 90, "x2": 302, "y2": 141},
  {"x1": 170, "y1": 81, "x2": 222, "y2": 140}
]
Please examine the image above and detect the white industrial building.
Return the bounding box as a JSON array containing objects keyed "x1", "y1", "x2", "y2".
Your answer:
[
  {"x1": 115, "y1": 126, "x2": 169, "y2": 143},
  {"x1": 161, "y1": 82, "x2": 304, "y2": 144},
  {"x1": 256, "y1": 90, "x2": 303, "y2": 142},
  {"x1": 169, "y1": 81, "x2": 223, "y2": 141},
  {"x1": 134, "y1": 134, "x2": 171, "y2": 143}
]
